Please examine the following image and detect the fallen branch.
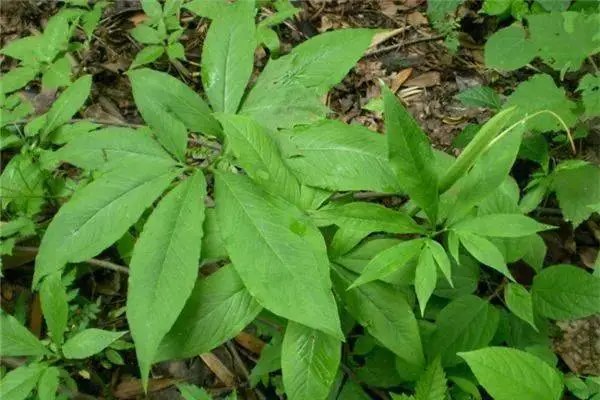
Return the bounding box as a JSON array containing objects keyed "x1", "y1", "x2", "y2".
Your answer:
[{"x1": 365, "y1": 34, "x2": 445, "y2": 57}]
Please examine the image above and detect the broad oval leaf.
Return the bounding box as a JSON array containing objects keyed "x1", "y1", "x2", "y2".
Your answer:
[
  {"x1": 428, "y1": 295, "x2": 499, "y2": 366},
  {"x1": 156, "y1": 265, "x2": 262, "y2": 362},
  {"x1": 484, "y1": 24, "x2": 535, "y2": 71},
  {"x1": 0, "y1": 363, "x2": 46, "y2": 400},
  {"x1": 201, "y1": 0, "x2": 255, "y2": 113},
  {"x1": 504, "y1": 283, "x2": 536, "y2": 331},
  {"x1": 33, "y1": 161, "x2": 178, "y2": 286},
  {"x1": 281, "y1": 322, "x2": 341, "y2": 400},
  {"x1": 37, "y1": 366, "x2": 60, "y2": 400},
  {"x1": 42, "y1": 74, "x2": 92, "y2": 137},
  {"x1": 127, "y1": 171, "x2": 207, "y2": 385},
  {"x1": 215, "y1": 172, "x2": 342, "y2": 338},
  {"x1": 532, "y1": 264, "x2": 600, "y2": 320},
  {"x1": 0, "y1": 311, "x2": 47, "y2": 357},
  {"x1": 62, "y1": 329, "x2": 125, "y2": 359},
  {"x1": 460, "y1": 347, "x2": 563, "y2": 400},
  {"x1": 452, "y1": 214, "x2": 554, "y2": 238},
  {"x1": 39, "y1": 272, "x2": 68, "y2": 345}
]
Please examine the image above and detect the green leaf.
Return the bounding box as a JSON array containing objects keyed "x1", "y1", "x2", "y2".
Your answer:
[
  {"x1": 215, "y1": 172, "x2": 341, "y2": 338},
  {"x1": 578, "y1": 73, "x2": 600, "y2": 117},
  {"x1": 504, "y1": 283, "x2": 536, "y2": 330},
  {"x1": 535, "y1": 0, "x2": 570, "y2": 11},
  {"x1": 0, "y1": 154, "x2": 44, "y2": 215},
  {"x1": 62, "y1": 329, "x2": 126, "y2": 359},
  {"x1": 0, "y1": 66, "x2": 38, "y2": 94},
  {"x1": 415, "y1": 357, "x2": 447, "y2": 400},
  {"x1": 33, "y1": 161, "x2": 178, "y2": 286},
  {"x1": 41, "y1": 56, "x2": 71, "y2": 90},
  {"x1": 428, "y1": 295, "x2": 499, "y2": 366},
  {"x1": 201, "y1": 0, "x2": 255, "y2": 113},
  {"x1": 0, "y1": 310, "x2": 47, "y2": 357},
  {"x1": 415, "y1": 246, "x2": 438, "y2": 316},
  {"x1": 130, "y1": 24, "x2": 163, "y2": 44},
  {"x1": 280, "y1": 120, "x2": 401, "y2": 192},
  {"x1": 128, "y1": 68, "x2": 220, "y2": 159},
  {"x1": 484, "y1": 24, "x2": 536, "y2": 71},
  {"x1": 504, "y1": 74, "x2": 577, "y2": 132},
  {"x1": 332, "y1": 264, "x2": 425, "y2": 378},
  {"x1": 156, "y1": 265, "x2": 262, "y2": 361},
  {"x1": 532, "y1": 264, "x2": 600, "y2": 320},
  {"x1": 481, "y1": 0, "x2": 512, "y2": 15},
  {"x1": 311, "y1": 202, "x2": 424, "y2": 234},
  {"x1": 350, "y1": 238, "x2": 425, "y2": 288},
  {"x1": 282, "y1": 322, "x2": 341, "y2": 400},
  {"x1": 200, "y1": 209, "x2": 227, "y2": 264},
  {"x1": 184, "y1": 0, "x2": 227, "y2": 19},
  {"x1": 457, "y1": 232, "x2": 514, "y2": 281},
  {"x1": 460, "y1": 347, "x2": 563, "y2": 400},
  {"x1": 130, "y1": 45, "x2": 164, "y2": 69},
  {"x1": 249, "y1": 335, "x2": 282, "y2": 387},
  {"x1": 177, "y1": 383, "x2": 212, "y2": 400},
  {"x1": 522, "y1": 234, "x2": 546, "y2": 272},
  {"x1": 127, "y1": 171, "x2": 206, "y2": 386},
  {"x1": 42, "y1": 75, "x2": 92, "y2": 137},
  {"x1": 37, "y1": 366, "x2": 60, "y2": 400},
  {"x1": 383, "y1": 85, "x2": 438, "y2": 223},
  {"x1": 0, "y1": 363, "x2": 46, "y2": 400},
  {"x1": 455, "y1": 86, "x2": 502, "y2": 110},
  {"x1": 452, "y1": 214, "x2": 553, "y2": 238},
  {"x1": 55, "y1": 127, "x2": 177, "y2": 171},
  {"x1": 166, "y1": 42, "x2": 185, "y2": 60},
  {"x1": 551, "y1": 162, "x2": 600, "y2": 227},
  {"x1": 435, "y1": 255, "x2": 479, "y2": 299},
  {"x1": 1, "y1": 35, "x2": 44, "y2": 64},
  {"x1": 39, "y1": 272, "x2": 68, "y2": 345},
  {"x1": 426, "y1": 239, "x2": 452, "y2": 286}
]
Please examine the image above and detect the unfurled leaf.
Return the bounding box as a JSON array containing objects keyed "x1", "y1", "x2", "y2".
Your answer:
[
  {"x1": 129, "y1": 68, "x2": 220, "y2": 159},
  {"x1": 415, "y1": 245, "x2": 438, "y2": 316},
  {"x1": 41, "y1": 56, "x2": 71, "y2": 89},
  {"x1": 0, "y1": 311, "x2": 47, "y2": 357},
  {"x1": 0, "y1": 66, "x2": 38, "y2": 94},
  {"x1": 460, "y1": 347, "x2": 563, "y2": 400},
  {"x1": 39, "y1": 272, "x2": 68, "y2": 345},
  {"x1": 0, "y1": 35, "x2": 44, "y2": 64},
  {"x1": 484, "y1": 24, "x2": 535, "y2": 71},
  {"x1": 130, "y1": 24, "x2": 163, "y2": 44},
  {"x1": 332, "y1": 264, "x2": 425, "y2": 379},
  {"x1": 457, "y1": 232, "x2": 514, "y2": 280},
  {"x1": 42, "y1": 75, "x2": 92, "y2": 137},
  {"x1": 415, "y1": 357, "x2": 447, "y2": 400},
  {"x1": 280, "y1": 120, "x2": 400, "y2": 193},
  {"x1": 350, "y1": 238, "x2": 425, "y2": 288},
  {"x1": 62, "y1": 329, "x2": 125, "y2": 359},
  {"x1": 0, "y1": 154, "x2": 44, "y2": 215},
  {"x1": 166, "y1": 42, "x2": 185, "y2": 60},
  {"x1": 383, "y1": 86, "x2": 438, "y2": 223},
  {"x1": 37, "y1": 366, "x2": 60, "y2": 400},
  {"x1": 578, "y1": 73, "x2": 600, "y2": 117},
  {"x1": 522, "y1": 234, "x2": 546, "y2": 272},
  {"x1": 451, "y1": 214, "x2": 553, "y2": 238},
  {"x1": 504, "y1": 283, "x2": 536, "y2": 330},
  {"x1": 426, "y1": 240, "x2": 452, "y2": 286},
  {"x1": 455, "y1": 85, "x2": 502, "y2": 110},
  {"x1": 249, "y1": 335, "x2": 282, "y2": 387},
  {"x1": 184, "y1": 0, "x2": 227, "y2": 19},
  {"x1": 281, "y1": 322, "x2": 341, "y2": 400},
  {"x1": 200, "y1": 209, "x2": 227, "y2": 264},
  {"x1": 0, "y1": 363, "x2": 46, "y2": 400},
  {"x1": 33, "y1": 161, "x2": 178, "y2": 286},
  {"x1": 551, "y1": 162, "x2": 600, "y2": 227},
  {"x1": 130, "y1": 45, "x2": 164, "y2": 69},
  {"x1": 201, "y1": 0, "x2": 255, "y2": 113},
  {"x1": 532, "y1": 264, "x2": 600, "y2": 320},
  {"x1": 127, "y1": 171, "x2": 206, "y2": 385},
  {"x1": 428, "y1": 295, "x2": 499, "y2": 366},
  {"x1": 215, "y1": 172, "x2": 341, "y2": 338},
  {"x1": 157, "y1": 265, "x2": 262, "y2": 361},
  {"x1": 177, "y1": 383, "x2": 212, "y2": 400}
]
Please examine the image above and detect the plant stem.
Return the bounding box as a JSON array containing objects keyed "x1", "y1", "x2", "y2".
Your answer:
[{"x1": 14, "y1": 246, "x2": 129, "y2": 274}]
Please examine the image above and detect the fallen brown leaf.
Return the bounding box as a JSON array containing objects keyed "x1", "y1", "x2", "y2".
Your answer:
[
  {"x1": 390, "y1": 67, "x2": 413, "y2": 92},
  {"x1": 113, "y1": 377, "x2": 178, "y2": 399},
  {"x1": 235, "y1": 332, "x2": 266, "y2": 355},
  {"x1": 404, "y1": 71, "x2": 441, "y2": 88}
]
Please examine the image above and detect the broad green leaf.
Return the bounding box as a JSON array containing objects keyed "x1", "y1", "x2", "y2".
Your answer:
[
  {"x1": 578, "y1": 73, "x2": 600, "y2": 117},
  {"x1": 311, "y1": 202, "x2": 424, "y2": 234},
  {"x1": 62, "y1": 329, "x2": 125, "y2": 359},
  {"x1": 415, "y1": 357, "x2": 446, "y2": 400},
  {"x1": 55, "y1": 127, "x2": 177, "y2": 171},
  {"x1": 49, "y1": 120, "x2": 100, "y2": 144},
  {"x1": 481, "y1": 0, "x2": 512, "y2": 15},
  {"x1": 280, "y1": 120, "x2": 400, "y2": 192},
  {"x1": 383, "y1": 85, "x2": 438, "y2": 223},
  {"x1": 428, "y1": 295, "x2": 499, "y2": 366},
  {"x1": 354, "y1": 346, "x2": 403, "y2": 388},
  {"x1": 460, "y1": 347, "x2": 563, "y2": 400},
  {"x1": 551, "y1": 162, "x2": 600, "y2": 227},
  {"x1": 37, "y1": 366, "x2": 60, "y2": 400},
  {"x1": 452, "y1": 214, "x2": 553, "y2": 238},
  {"x1": 0, "y1": 66, "x2": 38, "y2": 94},
  {"x1": 435, "y1": 255, "x2": 479, "y2": 299},
  {"x1": 130, "y1": 45, "x2": 164, "y2": 69},
  {"x1": 200, "y1": 208, "x2": 227, "y2": 264},
  {"x1": 177, "y1": 383, "x2": 212, "y2": 400},
  {"x1": 329, "y1": 226, "x2": 371, "y2": 259},
  {"x1": 415, "y1": 246, "x2": 438, "y2": 316},
  {"x1": 426, "y1": 240, "x2": 452, "y2": 286},
  {"x1": 484, "y1": 24, "x2": 535, "y2": 71},
  {"x1": 184, "y1": 0, "x2": 228, "y2": 19},
  {"x1": 350, "y1": 238, "x2": 425, "y2": 288},
  {"x1": 0, "y1": 363, "x2": 46, "y2": 400},
  {"x1": 0, "y1": 35, "x2": 44, "y2": 64},
  {"x1": 41, "y1": 75, "x2": 91, "y2": 137},
  {"x1": 504, "y1": 74, "x2": 577, "y2": 132},
  {"x1": 41, "y1": 56, "x2": 71, "y2": 89},
  {"x1": 130, "y1": 24, "x2": 163, "y2": 44},
  {"x1": 215, "y1": 172, "x2": 341, "y2": 338},
  {"x1": 457, "y1": 232, "x2": 514, "y2": 280},
  {"x1": 332, "y1": 264, "x2": 425, "y2": 378},
  {"x1": 282, "y1": 322, "x2": 341, "y2": 400},
  {"x1": 532, "y1": 264, "x2": 600, "y2": 320},
  {"x1": 39, "y1": 272, "x2": 68, "y2": 345},
  {"x1": 455, "y1": 86, "x2": 502, "y2": 110},
  {"x1": 156, "y1": 265, "x2": 262, "y2": 361},
  {"x1": 33, "y1": 161, "x2": 178, "y2": 286},
  {"x1": 251, "y1": 28, "x2": 376, "y2": 95},
  {"x1": 127, "y1": 171, "x2": 206, "y2": 385},
  {"x1": 129, "y1": 68, "x2": 220, "y2": 159},
  {"x1": 535, "y1": 0, "x2": 570, "y2": 11},
  {"x1": 201, "y1": 0, "x2": 255, "y2": 113},
  {"x1": 166, "y1": 42, "x2": 185, "y2": 60},
  {"x1": 1, "y1": 154, "x2": 51, "y2": 215},
  {"x1": 522, "y1": 234, "x2": 546, "y2": 272},
  {"x1": 336, "y1": 238, "x2": 402, "y2": 280},
  {"x1": 217, "y1": 114, "x2": 303, "y2": 206},
  {"x1": 0, "y1": 310, "x2": 47, "y2": 357},
  {"x1": 504, "y1": 283, "x2": 536, "y2": 330}
]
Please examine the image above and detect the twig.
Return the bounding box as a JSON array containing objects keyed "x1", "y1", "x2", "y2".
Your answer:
[
  {"x1": 14, "y1": 246, "x2": 129, "y2": 275},
  {"x1": 365, "y1": 34, "x2": 445, "y2": 57},
  {"x1": 226, "y1": 342, "x2": 267, "y2": 400}
]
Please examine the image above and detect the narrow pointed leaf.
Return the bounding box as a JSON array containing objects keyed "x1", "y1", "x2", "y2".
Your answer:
[
  {"x1": 504, "y1": 283, "x2": 536, "y2": 330},
  {"x1": 62, "y1": 329, "x2": 125, "y2": 359},
  {"x1": 37, "y1": 366, "x2": 60, "y2": 400},
  {"x1": 427, "y1": 240, "x2": 453, "y2": 286},
  {"x1": 457, "y1": 232, "x2": 514, "y2": 281},
  {"x1": 42, "y1": 75, "x2": 91, "y2": 137},
  {"x1": 0, "y1": 311, "x2": 47, "y2": 357},
  {"x1": 39, "y1": 272, "x2": 68, "y2": 345},
  {"x1": 415, "y1": 246, "x2": 438, "y2": 316},
  {"x1": 0, "y1": 363, "x2": 46, "y2": 400},
  {"x1": 452, "y1": 214, "x2": 554, "y2": 238}
]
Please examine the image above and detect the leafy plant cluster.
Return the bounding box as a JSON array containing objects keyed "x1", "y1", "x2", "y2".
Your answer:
[{"x1": 1, "y1": 1, "x2": 600, "y2": 400}]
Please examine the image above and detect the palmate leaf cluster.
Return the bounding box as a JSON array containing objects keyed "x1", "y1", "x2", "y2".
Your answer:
[{"x1": 1, "y1": 1, "x2": 600, "y2": 400}]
